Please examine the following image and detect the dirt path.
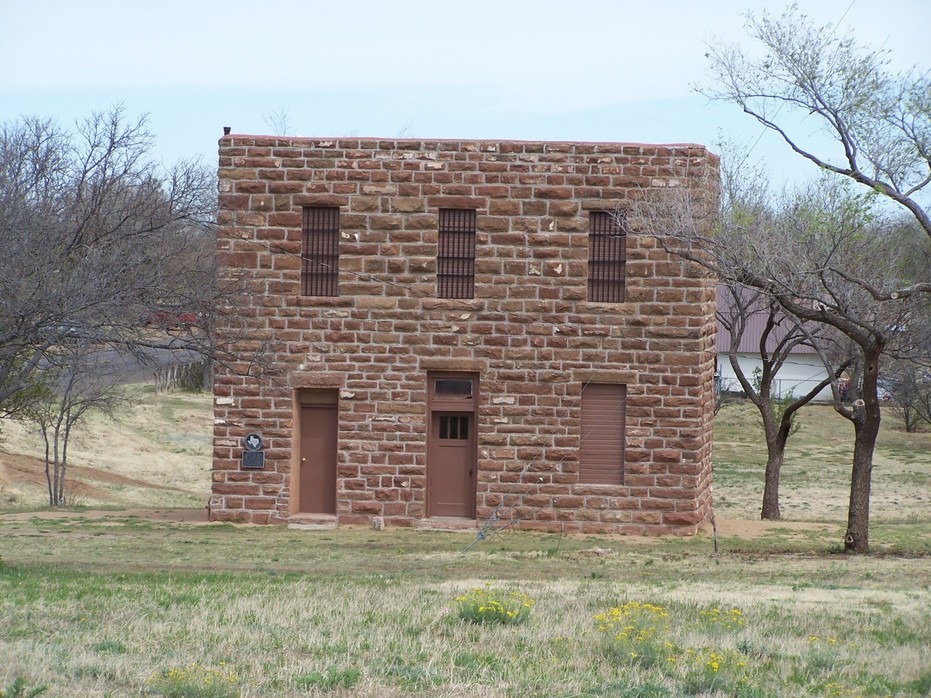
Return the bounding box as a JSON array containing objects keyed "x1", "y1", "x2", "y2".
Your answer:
[
  {"x1": 0, "y1": 443, "x2": 841, "y2": 539},
  {"x1": 712, "y1": 518, "x2": 839, "y2": 539},
  {"x1": 0, "y1": 450, "x2": 192, "y2": 505},
  {"x1": 0, "y1": 506, "x2": 209, "y2": 522}
]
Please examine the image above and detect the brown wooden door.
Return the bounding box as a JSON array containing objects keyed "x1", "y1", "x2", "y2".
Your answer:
[
  {"x1": 428, "y1": 412, "x2": 475, "y2": 517},
  {"x1": 299, "y1": 404, "x2": 337, "y2": 514}
]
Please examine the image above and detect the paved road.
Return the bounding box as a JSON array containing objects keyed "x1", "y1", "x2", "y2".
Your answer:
[{"x1": 90, "y1": 345, "x2": 203, "y2": 385}]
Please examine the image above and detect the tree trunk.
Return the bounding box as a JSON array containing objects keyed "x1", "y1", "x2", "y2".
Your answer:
[
  {"x1": 845, "y1": 414, "x2": 879, "y2": 553},
  {"x1": 761, "y1": 448, "x2": 784, "y2": 520},
  {"x1": 760, "y1": 408, "x2": 793, "y2": 520},
  {"x1": 56, "y1": 422, "x2": 69, "y2": 506},
  {"x1": 55, "y1": 460, "x2": 65, "y2": 506},
  {"x1": 844, "y1": 346, "x2": 882, "y2": 554},
  {"x1": 43, "y1": 433, "x2": 54, "y2": 507},
  {"x1": 52, "y1": 423, "x2": 63, "y2": 507}
]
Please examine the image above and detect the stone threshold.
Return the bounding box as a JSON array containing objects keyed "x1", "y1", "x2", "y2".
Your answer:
[
  {"x1": 287, "y1": 514, "x2": 338, "y2": 530},
  {"x1": 413, "y1": 517, "x2": 480, "y2": 532}
]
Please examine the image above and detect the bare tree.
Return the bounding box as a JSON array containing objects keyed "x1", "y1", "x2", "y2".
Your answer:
[
  {"x1": 708, "y1": 144, "x2": 844, "y2": 520},
  {"x1": 883, "y1": 359, "x2": 927, "y2": 432},
  {"x1": 717, "y1": 282, "x2": 844, "y2": 520},
  {"x1": 262, "y1": 108, "x2": 291, "y2": 136},
  {"x1": 24, "y1": 347, "x2": 133, "y2": 507},
  {"x1": 639, "y1": 171, "x2": 929, "y2": 553},
  {"x1": 690, "y1": 6, "x2": 931, "y2": 552},
  {"x1": 0, "y1": 107, "x2": 217, "y2": 417},
  {"x1": 712, "y1": 387, "x2": 736, "y2": 416},
  {"x1": 702, "y1": 5, "x2": 931, "y2": 239},
  {"x1": 917, "y1": 381, "x2": 931, "y2": 429}
]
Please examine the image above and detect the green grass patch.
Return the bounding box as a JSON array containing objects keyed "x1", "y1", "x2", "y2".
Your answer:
[
  {"x1": 292, "y1": 667, "x2": 361, "y2": 691},
  {"x1": 0, "y1": 678, "x2": 47, "y2": 698},
  {"x1": 0, "y1": 525, "x2": 928, "y2": 696}
]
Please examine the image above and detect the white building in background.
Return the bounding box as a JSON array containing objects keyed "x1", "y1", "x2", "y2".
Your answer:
[{"x1": 715, "y1": 287, "x2": 833, "y2": 403}]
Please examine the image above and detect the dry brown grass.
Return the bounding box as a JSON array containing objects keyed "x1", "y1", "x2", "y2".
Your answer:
[{"x1": 0, "y1": 386, "x2": 211, "y2": 510}]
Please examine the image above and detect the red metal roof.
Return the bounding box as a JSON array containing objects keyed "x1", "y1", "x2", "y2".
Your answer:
[{"x1": 715, "y1": 285, "x2": 817, "y2": 354}]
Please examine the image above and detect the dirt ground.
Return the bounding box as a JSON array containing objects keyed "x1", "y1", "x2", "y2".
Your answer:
[
  {"x1": 0, "y1": 436, "x2": 210, "y2": 524},
  {"x1": 0, "y1": 450, "x2": 189, "y2": 505},
  {"x1": 0, "y1": 390, "x2": 212, "y2": 511}
]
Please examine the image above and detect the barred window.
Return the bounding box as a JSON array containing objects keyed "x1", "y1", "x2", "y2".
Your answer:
[
  {"x1": 588, "y1": 211, "x2": 626, "y2": 303},
  {"x1": 302, "y1": 206, "x2": 340, "y2": 296},
  {"x1": 437, "y1": 209, "x2": 476, "y2": 299}
]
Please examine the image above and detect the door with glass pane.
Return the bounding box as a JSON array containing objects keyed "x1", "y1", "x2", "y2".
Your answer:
[{"x1": 427, "y1": 374, "x2": 477, "y2": 518}]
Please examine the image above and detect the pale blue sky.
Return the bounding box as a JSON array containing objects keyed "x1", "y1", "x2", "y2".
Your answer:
[{"x1": 2, "y1": 0, "x2": 928, "y2": 188}]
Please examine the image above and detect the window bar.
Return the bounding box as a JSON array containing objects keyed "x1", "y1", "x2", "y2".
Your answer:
[
  {"x1": 589, "y1": 211, "x2": 626, "y2": 303},
  {"x1": 303, "y1": 206, "x2": 340, "y2": 296},
  {"x1": 438, "y1": 209, "x2": 476, "y2": 299}
]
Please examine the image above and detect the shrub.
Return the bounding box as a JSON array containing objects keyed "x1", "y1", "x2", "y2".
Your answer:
[
  {"x1": 675, "y1": 647, "x2": 751, "y2": 695},
  {"x1": 454, "y1": 586, "x2": 535, "y2": 625},
  {"x1": 596, "y1": 602, "x2": 756, "y2": 693},
  {"x1": 595, "y1": 601, "x2": 673, "y2": 668},
  {"x1": 697, "y1": 606, "x2": 746, "y2": 632},
  {"x1": 144, "y1": 663, "x2": 238, "y2": 698}
]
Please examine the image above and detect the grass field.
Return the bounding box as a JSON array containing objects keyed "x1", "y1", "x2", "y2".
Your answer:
[
  {"x1": 713, "y1": 402, "x2": 931, "y2": 525},
  {"x1": 0, "y1": 395, "x2": 929, "y2": 697}
]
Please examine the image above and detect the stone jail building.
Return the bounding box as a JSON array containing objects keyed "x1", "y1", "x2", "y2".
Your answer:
[{"x1": 210, "y1": 134, "x2": 719, "y2": 535}]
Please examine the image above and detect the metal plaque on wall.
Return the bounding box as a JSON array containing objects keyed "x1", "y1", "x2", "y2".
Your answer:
[{"x1": 241, "y1": 432, "x2": 265, "y2": 469}]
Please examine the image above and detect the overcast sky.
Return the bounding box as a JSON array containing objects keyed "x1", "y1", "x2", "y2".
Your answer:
[{"x1": 2, "y1": 0, "x2": 928, "y2": 188}]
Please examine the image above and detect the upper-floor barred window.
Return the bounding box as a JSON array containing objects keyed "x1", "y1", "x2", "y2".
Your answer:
[
  {"x1": 437, "y1": 209, "x2": 476, "y2": 299},
  {"x1": 302, "y1": 206, "x2": 340, "y2": 296},
  {"x1": 588, "y1": 211, "x2": 626, "y2": 303}
]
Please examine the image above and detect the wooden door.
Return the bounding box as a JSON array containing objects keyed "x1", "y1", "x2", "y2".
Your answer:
[
  {"x1": 299, "y1": 404, "x2": 337, "y2": 514},
  {"x1": 428, "y1": 412, "x2": 475, "y2": 517}
]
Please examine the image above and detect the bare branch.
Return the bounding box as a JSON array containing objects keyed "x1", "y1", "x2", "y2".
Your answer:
[
  {"x1": 701, "y1": 6, "x2": 931, "y2": 239},
  {"x1": 0, "y1": 107, "x2": 226, "y2": 418}
]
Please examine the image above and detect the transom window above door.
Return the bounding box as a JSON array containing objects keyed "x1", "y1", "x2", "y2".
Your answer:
[{"x1": 434, "y1": 378, "x2": 473, "y2": 399}]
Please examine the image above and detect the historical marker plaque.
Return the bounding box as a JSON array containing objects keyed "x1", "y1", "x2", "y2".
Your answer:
[
  {"x1": 241, "y1": 432, "x2": 265, "y2": 469},
  {"x1": 241, "y1": 451, "x2": 265, "y2": 469}
]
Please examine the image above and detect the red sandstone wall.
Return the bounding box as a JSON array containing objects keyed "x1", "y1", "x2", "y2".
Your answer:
[{"x1": 211, "y1": 136, "x2": 718, "y2": 534}]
